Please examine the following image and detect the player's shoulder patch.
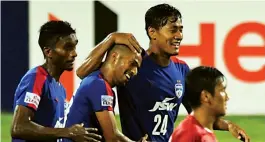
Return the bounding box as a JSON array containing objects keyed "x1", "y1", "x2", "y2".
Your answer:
[
  {"x1": 170, "y1": 56, "x2": 187, "y2": 65},
  {"x1": 24, "y1": 92, "x2": 41, "y2": 108},
  {"x1": 21, "y1": 67, "x2": 48, "y2": 87},
  {"x1": 101, "y1": 95, "x2": 113, "y2": 107}
]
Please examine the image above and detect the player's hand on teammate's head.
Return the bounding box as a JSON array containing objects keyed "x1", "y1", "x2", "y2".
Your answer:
[
  {"x1": 228, "y1": 122, "x2": 250, "y2": 142},
  {"x1": 109, "y1": 32, "x2": 143, "y2": 54},
  {"x1": 69, "y1": 123, "x2": 102, "y2": 142},
  {"x1": 137, "y1": 134, "x2": 148, "y2": 142}
]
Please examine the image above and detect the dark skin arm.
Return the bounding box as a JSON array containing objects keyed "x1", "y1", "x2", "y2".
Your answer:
[
  {"x1": 76, "y1": 32, "x2": 142, "y2": 79},
  {"x1": 11, "y1": 105, "x2": 101, "y2": 142},
  {"x1": 96, "y1": 110, "x2": 147, "y2": 142},
  {"x1": 96, "y1": 110, "x2": 132, "y2": 142}
]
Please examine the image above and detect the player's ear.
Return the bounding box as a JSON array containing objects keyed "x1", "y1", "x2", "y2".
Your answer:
[
  {"x1": 148, "y1": 26, "x2": 157, "y2": 40},
  {"x1": 43, "y1": 47, "x2": 52, "y2": 58},
  {"x1": 201, "y1": 90, "x2": 211, "y2": 104},
  {"x1": 111, "y1": 52, "x2": 119, "y2": 63}
]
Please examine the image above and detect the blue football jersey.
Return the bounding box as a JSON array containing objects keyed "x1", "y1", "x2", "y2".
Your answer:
[
  {"x1": 118, "y1": 55, "x2": 190, "y2": 142},
  {"x1": 12, "y1": 66, "x2": 66, "y2": 142},
  {"x1": 64, "y1": 70, "x2": 115, "y2": 142}
]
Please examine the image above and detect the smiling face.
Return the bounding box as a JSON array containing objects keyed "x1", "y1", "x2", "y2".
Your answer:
[
  {"x1": 113, "y1": 52, "x2": 142, "y2": 86},
  {"x1": 152, "y1": 17, "x2": 183, "y2": 56},
  {"x1": 145, "y1": 4, "x2": 183, "y2": 56},
  {"x1": 104, "y1": 45, "x2": 142, "y2": 86},
  {"x1": 149, "y1": 17, "x2": 183, "y2": 56}
]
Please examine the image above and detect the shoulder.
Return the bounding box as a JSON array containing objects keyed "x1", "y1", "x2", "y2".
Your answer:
[
  {"x1": 20, "y1": 66, "x2": 48, "y2": 84},
  {"x1": 82, "y1": 77, "x2": 105, "y2": 89},
  {"x1": 170, "y1": 56, "x2": 190, "y2": 74},
  {"x1": 79, "y1": 71, "x2": 107, "y2": 92},
  {"x1": 170, "y1": 56, "x2": 188, "y2": 66},
  {"x1": 173, "y1": 116, "x2": 202, "y2": 137}
]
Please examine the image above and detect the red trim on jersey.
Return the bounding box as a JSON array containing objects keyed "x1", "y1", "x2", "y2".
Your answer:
[
  {"x1": 32, "y1": 67, "x2": 48, "y2": 96},
  {"x1": 105, "y1": 80, "x2": 114, "y2": 111},
  {"x1": 28, "y1": 67, "x2": 48, "y2": 110},
  {"x1": 170, "y1": 56, "x2": 187, "y2": 64},
  {"x1": 99, "y1": 74, "x2": 114, "y2": 111},
  {"x1": 28, "y1": 103, "x2": 37, "y2": 110}
]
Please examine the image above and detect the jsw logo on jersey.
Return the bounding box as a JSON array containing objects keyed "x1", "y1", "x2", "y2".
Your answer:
[{"x1": 149, "y1": 97, "x2": 178, "y2": 112}]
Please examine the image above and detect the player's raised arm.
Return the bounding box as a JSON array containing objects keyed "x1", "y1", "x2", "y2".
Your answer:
[
  {"x1": 11, "y1": 105, "x2": 101, "y2": 142},
  {"x1": 76, "y1": 32, "x2": 142, "y2": 79}
]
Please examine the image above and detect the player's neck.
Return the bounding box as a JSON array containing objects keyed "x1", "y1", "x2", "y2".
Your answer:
[
  {"x1": 147, "y1": 44, "x2": 171, "y2": 67},
  {"x1": 192, "y1": 108, "x2": 216, "y2": 131},
  {"x1": 42, "y1": 63, "x2": 63, "y2": 82},
  {"x1": 100, "y1": 64, "x2": 115, "y2": 87}
]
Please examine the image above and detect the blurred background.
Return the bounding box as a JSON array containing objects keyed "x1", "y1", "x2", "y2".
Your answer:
[{"x1": 1, "y1": 0, "x2": 265, "y2": 141}]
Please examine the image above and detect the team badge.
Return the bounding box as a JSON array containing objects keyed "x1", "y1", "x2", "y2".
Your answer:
[{"x1": 175, "y1": 80, "x2": 183, "y2": 98}]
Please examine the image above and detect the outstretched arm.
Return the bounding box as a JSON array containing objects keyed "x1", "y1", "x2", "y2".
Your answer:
[
  {"x1": 213, "y1": 118, "x2": 250, "y2": 142},
  {"x1": 76, "y1": 32, "x2": 142, "y2": 79}
]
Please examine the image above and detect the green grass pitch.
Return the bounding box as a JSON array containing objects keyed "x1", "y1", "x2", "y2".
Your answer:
[{"x1": 1, "y1": 113, "x2": 265, "y2": 141}]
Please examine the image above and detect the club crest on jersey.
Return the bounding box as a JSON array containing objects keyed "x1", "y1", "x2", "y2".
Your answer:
[
  {"x1": 101, "y1": 95, "x2": 113, "y2": 107},
  {"x1": 175, "y1": 80, "x2": 183, "y2": 98}
]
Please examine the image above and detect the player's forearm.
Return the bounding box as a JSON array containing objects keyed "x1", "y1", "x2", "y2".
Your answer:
[
  {"x1": 11, "y1": 121, "x2": 70, "y2": 140},
  {"x1": 76, "y1": 34, "x2": 115, "y2": 79},
  {"x1": 213, "y1": 118, "x2": 230, "y2": 131},
  {"x1": 104, "y1": 130, "x2": 133, "y2": 142},
  {"x1": 116, "y1": 130, "x2": 134, "y2": 142}
]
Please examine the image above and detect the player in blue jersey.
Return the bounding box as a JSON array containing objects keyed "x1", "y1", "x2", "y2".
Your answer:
[
  {"x1": 11, "y1": 21, "x2": 101, "y2": 142},
  {"x1": 76, "y1": 4, "x2": 250, "y2": 142},
  {"x1": 64, "y1": 44, "x2": 147, "y2": 142}
]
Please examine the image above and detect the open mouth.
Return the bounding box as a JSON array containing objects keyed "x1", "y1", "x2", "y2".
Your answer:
[
  {"x1": 67, "y1": 60, "x2": 75, "y2": 64},
  {"x1": 125, "y1": 73, "x2": 131, "y2": 80},
  {"x1": 171, "y1": 42, "x2": 180, "y2": 49}
]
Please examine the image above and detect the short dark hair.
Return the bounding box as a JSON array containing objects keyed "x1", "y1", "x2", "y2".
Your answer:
[
  {"x1": 145, "y1": 3, "x2": 182, "y2": 39},
  {"x1": 185, "y1": 66, "x2": 225, "y2": 109},
  {"x1": 38, "y1": 20, "x2": 76, "y2": 55}
]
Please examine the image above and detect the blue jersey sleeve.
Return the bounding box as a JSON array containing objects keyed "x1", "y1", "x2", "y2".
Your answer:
[
  {"x1": 81, "y1": 78, "x2": 115, "y2": 112},
  {"x1": 182, "y1": 63, "x2": 190, "y2": 77},
  {"x1": 14, "y1": 67, "x2": 48, "y2": 111}
]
